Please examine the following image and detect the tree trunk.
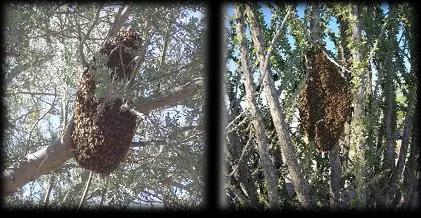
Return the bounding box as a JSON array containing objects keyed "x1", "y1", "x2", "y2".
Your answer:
[
  {"x1": 244, "y1": 4, "x2": 313, "y2": 208},
  {"x1": 234, "y1": 5, "x2": 280, "y2": 209},
  {"x1": 398, "y1": 116, "x2": 419, "y2": 208},
  {"x1": 329, "y1": 144, "x2": 342, "y2": 209},
  {"x1": 385, "y1": 109, "x2": 413, "y2": 207},
  {"x1": 347, "y1": 4, "x2": 367, "y2": 208}
]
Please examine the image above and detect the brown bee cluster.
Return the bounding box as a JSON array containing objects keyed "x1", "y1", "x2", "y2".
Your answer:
[
  {"x1": 71, "y1": 28, "x2": 142, "y2": 174},
  {"x1": 298, "y1": 49, "x2": 351, "y2": 151},
  {"x1": 100, "y1": 27, "x2": 142, "y2": 80}
]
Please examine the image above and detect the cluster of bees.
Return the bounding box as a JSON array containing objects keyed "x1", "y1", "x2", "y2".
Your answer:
[
  {"x1": 100, "y1": 27, "x2": 142, "y2": 81},
  {"x1": 298, "y1": 49, "x2": 351, "y2": 151},
  {"x1": 71, "y1": 28, "x2": 141, "y2": 174}
]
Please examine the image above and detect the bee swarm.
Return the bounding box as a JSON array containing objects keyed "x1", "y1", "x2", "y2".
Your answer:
[
  {"x1": 298, "y1": 49, "x2": 351, "y2": 151},
  {"x1": 70, "y1": 28, "x2": 142, "y2": 174}
]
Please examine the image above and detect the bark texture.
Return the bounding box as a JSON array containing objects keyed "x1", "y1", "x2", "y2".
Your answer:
[
  {"x1": 245, "y1": 3, "x2": 313, "y2": 208},
  {"x1": 234, "y1": 5, "x2": 280, "y2": 208},
  {"x1": 347, "y1": 4, "x2": 367, "y2": 208}
]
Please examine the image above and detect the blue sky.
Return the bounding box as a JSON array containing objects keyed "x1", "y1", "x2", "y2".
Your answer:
[
  {"x1": 226, "y1": 3, "x2": 392, "y2": 54},
  {"x1": 224, "y1": 3, "x2": 408, "y2": 77},
  {"x1": 224, "y1": 3, "x2": 412, "y2": 110}
]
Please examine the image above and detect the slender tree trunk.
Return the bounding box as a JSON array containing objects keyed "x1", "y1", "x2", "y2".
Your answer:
[
  {"x1": 397, "y1": 5, "x2": 419, "y2": 208},
  {"x1": 309, "y1": 4, "x2": 322, "y2": 45},
  {"x1": 226, "y1": 58, "x2": 260, "y2": 207},
  {"x1": 347, "y1": 4, "x2": 368, "y2": 208},
  {"x1": 379, "y1": 10, "x2": 403, "y2": 207},
  {"x1": 329, "y1": 144, "x2": 342, "y2": 209},
  {"x1": 78, "y1": 171, "x2": 93, "y2": 209},
  {"x1": 234, "y1": 5, "x2": 280, "y2": 209},
  {"x1": 244, "y1": 4, "x2": 313, "y2": 208},
  {"x1": 379, "y1": 68, "x2": 397, "y2": 208},
  {"x1": 337, "y1": 14, "x2": 352, "y2": 174},
  {"x1": 385, "y1": 109, "x2": 413, "y2": 207},
  {"x1": 382, "y1": 52, "x2": 397, "y2": 176},
  {"x1": 398, "y1": 117, "x2": 419, "y2": 208}
]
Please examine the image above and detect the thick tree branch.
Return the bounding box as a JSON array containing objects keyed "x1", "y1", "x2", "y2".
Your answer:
[
  {"x1": 2, "y1": 119, "x2": 74, "y2": 195},
  {"x1": 135, "y1": 78, "x2": 203, "y2": 114},
  {"x1": 2, "y1": 77, "x2": 201, "y2": 195}
]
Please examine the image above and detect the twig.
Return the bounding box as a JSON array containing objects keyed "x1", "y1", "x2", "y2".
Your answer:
[
  {"x1": 42, "y1": 175, "x2": 55, "y2": 207},
  {"x1": 365, "y1": 17, "x2": 389, "y2": 65},
  {"x1": 78, "y1": 171, "x2": 94, "y2": 209},
  {"x1": 6, "y1": 91, "x2": 58, "y2": 96},
  {"x1": 262, "y1": 7, "x2": 292, "y2": 71},
  {"x1": 179, "y1": 131, "x2": 204, "y2": 144},
  {"x1": 227, "y1": 115, "x2": 251, "y2": 134},
  {"x1": 225, "y1": 112, "x2": 246, "y2": 130},
  {"x1": 228, "y1": 127, "x2": 253, "y2": 177},
  {"x1": 26, "y1": 90, "x2": 58, "y2": 155},
  {"x1": 256, "y1": 7, "x2": 292, "y2": 91},
  {"x1": 321, "y1": 48, "x2": 352, "y2": 73}
]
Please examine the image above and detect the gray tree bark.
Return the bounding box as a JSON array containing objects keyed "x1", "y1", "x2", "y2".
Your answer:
[
  {"x1": 329, "y1": 144, "x2": 342, "y2": 209},
  {"x1": 234, "y1": 5, "x2": 280, "y2": 209},
  {"x1": 244, "y1": 4, "x2": 313, "y2": 208},
  {"x1": 2, "y1": 119, "x2": 75, "y2": 195},
  {"x1": 385, "y1": 109, "x2": 413, "y2": 207},
  {"x1": 347, "y1": 4, "x2": 367, "y2": 208},
  {"x1": 398, "y1": 117, "x2": 419, "y2": 208}
]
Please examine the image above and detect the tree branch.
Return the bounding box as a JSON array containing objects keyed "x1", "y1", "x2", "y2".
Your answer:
[
  {"x1": 102, "y1": 4, "x2": 132, "y2": 47},
  {"x1": 2, "y1": 119, "x2": 74, "y2": 195},
  {"x1": 78, "y1": 171, "x2": 93, "y2": 209},
  {"x1": 245, "y1": 3, "x2": 313, "y2": 208},
  {"x1": 135, "y1": 78, "x2": 203, "y2": 114},
  {"x1": 234, "y1": 5, "x2": 280, "y2": 208},
  {"x1": 2, "y1": 77, "x2": 201, "y2": 195}
]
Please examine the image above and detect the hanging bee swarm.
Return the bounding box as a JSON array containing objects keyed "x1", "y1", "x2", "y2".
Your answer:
[
  {"x1": 70, "y1": 28, "x2": 142, "y2": 174},
  {"x1": 100, "y1": 27, "x2": 142, "y2": 80},
  {"x1": 298, "y1": 49, "x2": 351, "y2": 151}
]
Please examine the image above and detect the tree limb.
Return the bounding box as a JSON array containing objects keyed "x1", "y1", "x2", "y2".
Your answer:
[
  {"x1": 135, "y1": 78, "x2": 203, "y2": 114},
  {"x1": 78, "y1": 171, "x2": 93, "y2": 209},
  {"x1": 245, "y1": 3, "x2": 313, "y2": 208},
  {"x1": 102, "y1": 4, "x2": 132, "y2": 46},
  {"x1": 235, "y1": 5, "x2": 280, "y2": 208},
  {"x1": 2, "y1": 77, "x2": 201, "y2": 195},
  {"x1": 2, "y1": 118, "x2": 74, "y2": 195}
]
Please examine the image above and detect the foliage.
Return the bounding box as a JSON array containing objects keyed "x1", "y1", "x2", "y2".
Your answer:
[
  {"x1": 4, "y1": 3, "x2": 205, "y2": 208},
  {"x1": 225, "y1": 2, "x2": 417, "y2": 209}
]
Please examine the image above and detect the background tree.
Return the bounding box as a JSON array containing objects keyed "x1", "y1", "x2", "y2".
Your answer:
[
  {"x1": 3, "y1": 2, "x2": 205, "y2": 208},
  {"x1": 225, "y1": 2, "x2": 418, "y2": 209}
]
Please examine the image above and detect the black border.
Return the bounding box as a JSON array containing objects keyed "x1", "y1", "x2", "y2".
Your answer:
[{"x1": 0, "y1": 0, "x2": 420, "y2": 216}]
